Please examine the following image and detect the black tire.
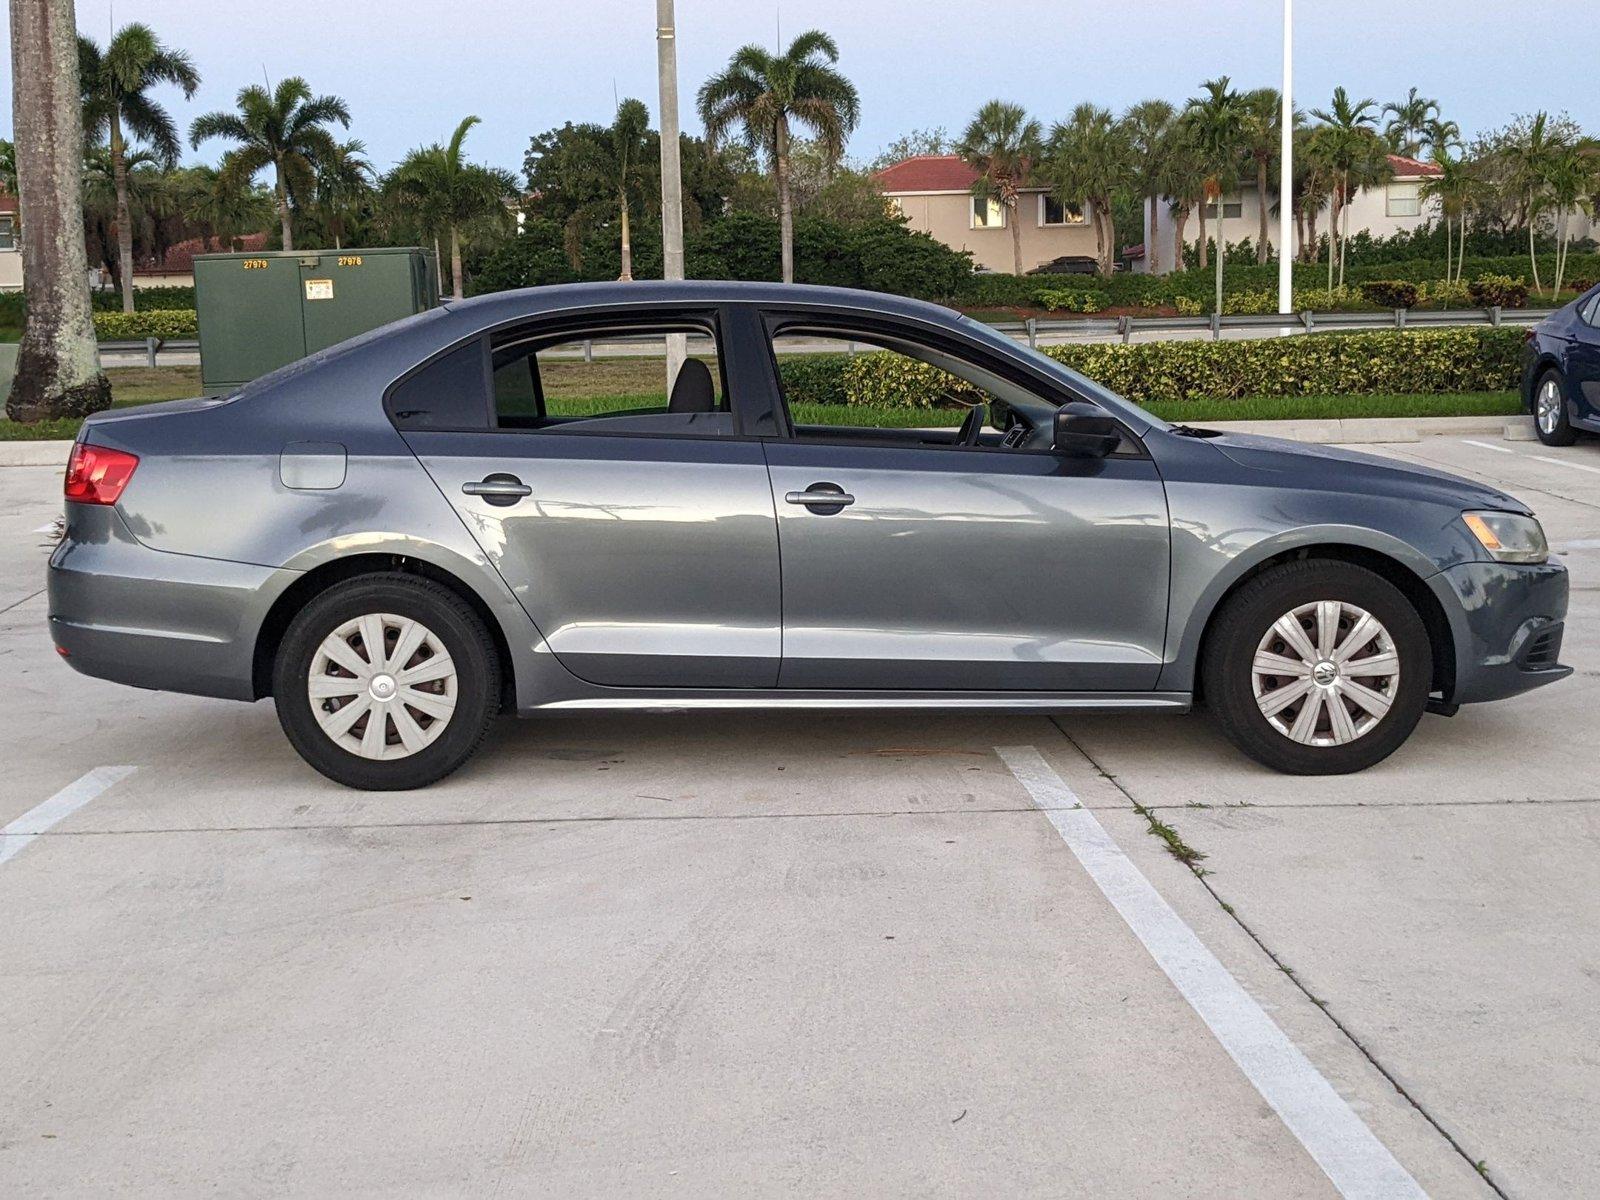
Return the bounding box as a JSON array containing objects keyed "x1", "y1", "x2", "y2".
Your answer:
[
  {"x1": 1201, "y1": 560, "x2": 1431, "y2": 775},
  {"x1": 1533, "y1": 369, "x2": 1579, "y2": 447},
  {"x1": 273, "y1": 573, "x2": 500, "y2": 790}
]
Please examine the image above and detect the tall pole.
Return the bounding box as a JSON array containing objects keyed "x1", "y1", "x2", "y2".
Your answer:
[
  {"x1": 1277, "y1": 0, "x2": 1295, "y2": 314},
  {"x1": 656, "y1": 0, "x2": 687, "y2": 389}
]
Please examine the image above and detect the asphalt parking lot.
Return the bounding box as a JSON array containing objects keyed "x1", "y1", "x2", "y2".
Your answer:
[{"x1": 2, "y1": 434, "x2": 1597, "y2": 1198}]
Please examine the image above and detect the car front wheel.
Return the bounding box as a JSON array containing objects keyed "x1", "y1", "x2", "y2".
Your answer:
[
  {"x1": 1534, "y1": 369, "x2": 1578, "y2": 446},
  {"x1": 1202, "y1": 560, "x2": 1431, "y2": 775},
  {"x1": 273, "y1": 574, "x2": 500, "y2": 789}
]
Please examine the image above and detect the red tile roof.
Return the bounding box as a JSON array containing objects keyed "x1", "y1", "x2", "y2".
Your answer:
[
  {"x1": 1387, "y1": 154, "x2": 1441, "y2": 177},
  {"x1": 875, "y1": 153, "x2": 1049, "y2": 193}
]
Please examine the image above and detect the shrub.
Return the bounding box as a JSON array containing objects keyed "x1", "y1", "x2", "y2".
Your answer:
[
  {"x1": 1360, "y1": 280, "x2": 1421, "y2": 309},
  {"x1": 1173, "y1": 296, "x2": 1204, "y2": 316},
  {"x1": 1416, "y1": 279, "x2": 1473, "y2": 308},
  {"x1": 92, "y1": 309, "x2": 198, "y2": 339},
  {"x1": 89, "y1": 285, "x2": 197, "y2": 311},
  {"x1": 1467, "y1": 274, "x2": 1529, "y2": 309},
  {"x1": 1036, "y1": 287, "x2": 1108, "y2": 313},
  {"x1": 774, "y1": 327, "x2": 1523, "y2": 410}
]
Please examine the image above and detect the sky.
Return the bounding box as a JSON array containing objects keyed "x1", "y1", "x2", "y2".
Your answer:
[{"x1": 2, "y1": 0, "x2": 1591, "y2": 177}]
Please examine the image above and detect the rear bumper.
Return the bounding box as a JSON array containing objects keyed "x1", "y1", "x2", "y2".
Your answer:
[
  {"x1": 1433, "y1": 560, "x2": 1572, "y2": 704},
  {"x1": 48, "y1": 504, "x2": 291, "y2": 701}
]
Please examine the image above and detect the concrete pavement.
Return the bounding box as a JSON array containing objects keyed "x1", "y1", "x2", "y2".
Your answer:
[{"x1": 2, "y1": 433, "x2": 1598, "y2": 1196}]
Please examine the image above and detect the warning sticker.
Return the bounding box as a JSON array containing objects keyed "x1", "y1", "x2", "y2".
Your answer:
[{"x1": 304, "y1": 278, "x2": 334, "y2": 301}]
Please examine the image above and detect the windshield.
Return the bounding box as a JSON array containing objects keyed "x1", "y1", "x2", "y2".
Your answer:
[{"x1": 955, "y1": 315, "x2": 1171, "y2": 434}]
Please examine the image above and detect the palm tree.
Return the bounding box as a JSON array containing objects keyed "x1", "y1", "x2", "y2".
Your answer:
[
  {"x1": 1045, "y1": 103, "x2": 1131, "y2": 278},
  {"x1": 78, "y1": 23, "x2": 198, "y2": 312},
  {"x1": 1122, "y1": 99, "x2": 1175, "y2": 273},
  {"x1": 1239, "y1": 87, "x2": 1283, "y2": 264},
  {"x1": 1382, "y1": 88, "x2": 1440, "y2": 158},
  {"x1": 314, "y1": 139, "x2": 375, "y2": 250},
  {"x1": 1544, "y1": 140, "x2": 1598, "y2": 298},
  {"x1": 190, "y1": 77, "x2": 350, "y2": 252},
  {"x1": 0, "y1": 138, "x2": 15, "y2": 193},
  {"x1": 174, "y1": 164, "x2": 274, "y2": 250},
  {"x1": 1159, "y1": 141, "x2": 1208, "y2": 271},
  {"x1": 1418, "y1": 150, "x2": 1477, "y2": 289},
  {"x1": 385, "y1": 116, "x2": 516, "y2": 300},
  {"x1": 82, "y1": 142, "x2": 169, "y2": 291},
  {"x1": 1182, "y1": 76, "x2": 1244, "y2": 313},
  {"x1": 7, "y1": 0, "x2": 109, "y2": 423},
  {"x1": 697, "y1": 31, "x2": 860, "y2": 284},
  {"x1": 1502, "y1": 112, "x2": 1563, "y2": 294},
  {"x1": 1421, "y1": 116, "x2": 1461, "y2": 162},
  {"x1": 560, "y1": 99, "x2": 653, "y2": 280},
  {"x1": 954, "y1": 100, "x2": 1042, "y2": 275},
  {"x1": 1310, "y1": 87, "x2": 1382, "y2": 287}
]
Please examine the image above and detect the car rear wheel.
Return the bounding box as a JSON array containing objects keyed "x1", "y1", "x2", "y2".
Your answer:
[
  {"x1": 1534, "y1": 370, "x2": 1578, "y2": 446},
  {"x1": 1202, "y1": 560, "x2": 1431, "y2": 775},
  {"x1": 273, "y1": 574, "x2": 500, "y2": 789}
]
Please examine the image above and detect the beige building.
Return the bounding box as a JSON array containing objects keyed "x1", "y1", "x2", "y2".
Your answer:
[
  {"x1": 875, "y1": 155, "x2": 1100, "y2": 273},
  {"x1": 0, "y1": 192, "x2": 21, "y2": 292}
]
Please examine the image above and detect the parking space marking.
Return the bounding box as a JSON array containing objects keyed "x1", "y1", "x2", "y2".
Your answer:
[
  {"x1": 0, "y1": 766, "x2": 137, "y2": 868},
  {"x1": 1461, "y1": 439, "x2": 1515, "y2": 455},
  {"x1": 997, "y1": 746, "x2": 1427, "y2": 1200},
  {"x1": 1530, "y1": 453, "x2": 1600, "y2": 476}
]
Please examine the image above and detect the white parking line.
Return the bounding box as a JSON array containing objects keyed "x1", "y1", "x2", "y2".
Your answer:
[
  {"x1": 0, "y1": 766, "x2": 136, "y2": 868},
  {"x1": 1530, "y1": 453, "x2": 1600, "y2": 475},
  {"x1": 997, "y1": 746, "x2": 1426, "y2": 1200},
  {"x1": 1461, "y1": 439, "x2": 1514, "y2": 454}
]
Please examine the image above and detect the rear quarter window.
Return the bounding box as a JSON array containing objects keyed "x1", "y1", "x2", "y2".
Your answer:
[{"x1": 386, "y1": 339, "x2": 491, "y2": 430}]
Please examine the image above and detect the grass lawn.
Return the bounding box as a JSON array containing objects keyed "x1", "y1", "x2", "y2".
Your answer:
[{"x1": 0, "y1": 356, "x2": 1521, "y2": 440}]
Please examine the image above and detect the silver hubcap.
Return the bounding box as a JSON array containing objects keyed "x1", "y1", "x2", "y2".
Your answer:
[
  {"x1": 309, "y1": 613, "x2": 457, "y2": 760},
  {"x1": 1252, "y1": 600, "x2": 1400, "y2": 747},
  {"x1": 1538, "y1": 378, "x2": 1562, "y2": 434}
]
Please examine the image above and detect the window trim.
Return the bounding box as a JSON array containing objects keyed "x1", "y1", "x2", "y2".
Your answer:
[
  {"x1": 1201, "y1": 195, "x2": 1244, "y2": 220},
  {"x1": 1385, "y1": 181, "x2": 1422, "y2": 218},
  {"x1": 1039, "y1": 194, "x2": 1087, "y2": 227},
  {"x1": 970, "y1": 194, "x2": 1006, "y2": 230}
]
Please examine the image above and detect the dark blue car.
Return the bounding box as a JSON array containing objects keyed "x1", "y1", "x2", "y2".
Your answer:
[{"x1": 1523, "y1": 285, "x2": 1600, "y2": 445}]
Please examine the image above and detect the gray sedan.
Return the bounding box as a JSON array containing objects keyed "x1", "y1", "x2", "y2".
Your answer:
[{"x1": 49, "y1": 282, "x2": 1570, "y2": 789}]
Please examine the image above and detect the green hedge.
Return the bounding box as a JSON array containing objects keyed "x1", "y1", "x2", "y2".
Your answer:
[
  {"x1": 778, "y1": 327, "x2": 1524, "y2": 410},
  {"x1": 92, "y1": 309, "x2": 198, "y2": 339}
]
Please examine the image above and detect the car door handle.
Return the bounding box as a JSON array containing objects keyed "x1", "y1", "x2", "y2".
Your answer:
[
  {"x1": 463, "y1": 474, "x2": 533, "y2": 506},
  {"x1": 785, "y1": 484, "x2": 855, "y2": 510}
]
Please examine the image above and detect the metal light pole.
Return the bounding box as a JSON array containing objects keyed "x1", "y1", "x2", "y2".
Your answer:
[
  {"x1": 1277, "y1": 0, "x2": 1295, "y2": 315},
  {"x1": 656, "y1": 0, "x2": 687, "y2": 388}
]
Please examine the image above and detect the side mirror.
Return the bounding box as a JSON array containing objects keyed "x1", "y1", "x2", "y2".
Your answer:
[{"x1": 1053, "y1": 401, "x2": 1122, "y2": 458}]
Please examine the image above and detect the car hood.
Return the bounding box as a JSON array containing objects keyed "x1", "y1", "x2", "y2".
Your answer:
[{"x1": 1201, "y1": 431, "x2": 1532, "y2": 515}]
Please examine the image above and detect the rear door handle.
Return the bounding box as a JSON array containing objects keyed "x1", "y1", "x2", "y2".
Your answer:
[
  {"x1": 785, "y1": 483, "x2": 855, "y2": 511},
  {"x1": 463, "y1": 474, "x2": 533, "y2": 506}
]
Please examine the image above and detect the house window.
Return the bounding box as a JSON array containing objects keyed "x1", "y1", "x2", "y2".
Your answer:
[
  {"x1": 1386, "y1": 181, "x2": 1421, "y2": 217},
  {"x1": 0, "y1": 216, "x2": 14, "y2": 250},
  {"x1": 1040, "y1": 195, "x2": 1086, "y2": 226},
  {"x1": 1202, "y1": 195, "x2": 1243, "y2": 219},
  {"x1": 970, "y1": 196, "x2": 1005, "y2": 229}
]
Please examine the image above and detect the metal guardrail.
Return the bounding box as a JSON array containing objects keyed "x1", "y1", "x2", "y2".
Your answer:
[
  {"x1": 991, "y1": 307, "x2": 1557, "y2": 348},
  {"x1": 95, "y1": 306, "x2": 1557, "y2": 366}
]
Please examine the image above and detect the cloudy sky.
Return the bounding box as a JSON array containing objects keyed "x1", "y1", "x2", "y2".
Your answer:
[{"x1": 2, "y1": 0, "x2": 1589, "y2": 176}]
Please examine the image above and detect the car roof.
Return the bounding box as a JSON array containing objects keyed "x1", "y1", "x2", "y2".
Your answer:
[{"x1": 441, "y1": 280, "x2": 966, "y2": 329}]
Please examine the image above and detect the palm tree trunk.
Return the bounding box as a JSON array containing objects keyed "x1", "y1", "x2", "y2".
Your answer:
[
  {"x1": 450, "y1": 224, "x2": 464, "y2": 301},
  {"x1": 775, "y1": 116, "x2": 795, "y2": 283},
  {"x1": 1173, "y1": 207, "x2": 1188, "y2": 275},
  {"x1": 1097, "y1": 204, "x2": 1115, "y2": 278},
  {"x1": 1215, "y1": 209, "x2": 1226, "y2": 315},
  {"x1": 275, "y1": 159, "x2": 293, "y2": 252},
  {"x1": 1443, "y1": 214, "x2": 1452, "y2": 292},
  {"x1": 5, "y1": 0, "x2": 110, "y2": 423},
  {"x1": 110, "y1": 113, "x2": 135, "y2": 314},
  {"x1": 1256, "y1": 160, "x2": 1270, "y2": 264},
  {"x1": 1527, "y1": 193, "x2": 1542, "y2": 294},
  {"x1": 1338, "y1": 173, "x2": 1350, "y2": 287},
  {"x1": 1196, "y1": 201, "x2": 1208, "y2": 270},
  {"x1": 618, "y1": 194, "x2": 633, "y2": 282},
  {"x1": 1008, "y1": 199, "x2": 1023, "y2": 275}
]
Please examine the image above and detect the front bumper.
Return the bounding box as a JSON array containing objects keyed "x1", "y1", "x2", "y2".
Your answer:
[
  {"x1": 48, "y1": 504, "x2": 291, "y2": 701},
  {"x1": 1433, "y1": 559, "x2": 1572, "y2": 704}
]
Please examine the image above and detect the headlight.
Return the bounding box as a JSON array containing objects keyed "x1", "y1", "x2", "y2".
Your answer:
[{"x1": 1462, "y1": 511, "x2": 1548, "y2": 564}]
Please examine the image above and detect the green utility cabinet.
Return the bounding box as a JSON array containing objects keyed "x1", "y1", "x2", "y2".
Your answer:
[{"x1": 194, "y1": 247, "x2": 439, "y2": 394}]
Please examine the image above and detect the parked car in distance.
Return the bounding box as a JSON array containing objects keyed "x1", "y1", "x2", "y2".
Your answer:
[
  {"x1": 50, "y1": 282, "x2": 1571, "y2": 789},
  {"x1": 1523, "y1": 283, "x2": 1600, "y2": 445},
  {"x1": 1026, "y1": 254, "x2": 1102, "y2": 276}
]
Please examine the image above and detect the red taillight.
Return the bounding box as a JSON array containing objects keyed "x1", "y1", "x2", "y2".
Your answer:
[{"x1": 64, "y1": 442, "x2": 139, "y2": 506}]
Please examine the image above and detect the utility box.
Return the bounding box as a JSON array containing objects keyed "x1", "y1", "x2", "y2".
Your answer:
[{"x1": 194, "y1": 247, "x2": 439, "y2": 395}]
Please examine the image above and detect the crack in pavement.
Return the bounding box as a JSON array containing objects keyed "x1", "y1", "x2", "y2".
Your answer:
[{"x1": 1047, "y1": 716, "x2": 1511, "y2": 1200}]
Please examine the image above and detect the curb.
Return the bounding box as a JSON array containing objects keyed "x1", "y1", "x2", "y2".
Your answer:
[{"x1": 0, "y1": 415, "x2": 1541, "y2": 467}]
